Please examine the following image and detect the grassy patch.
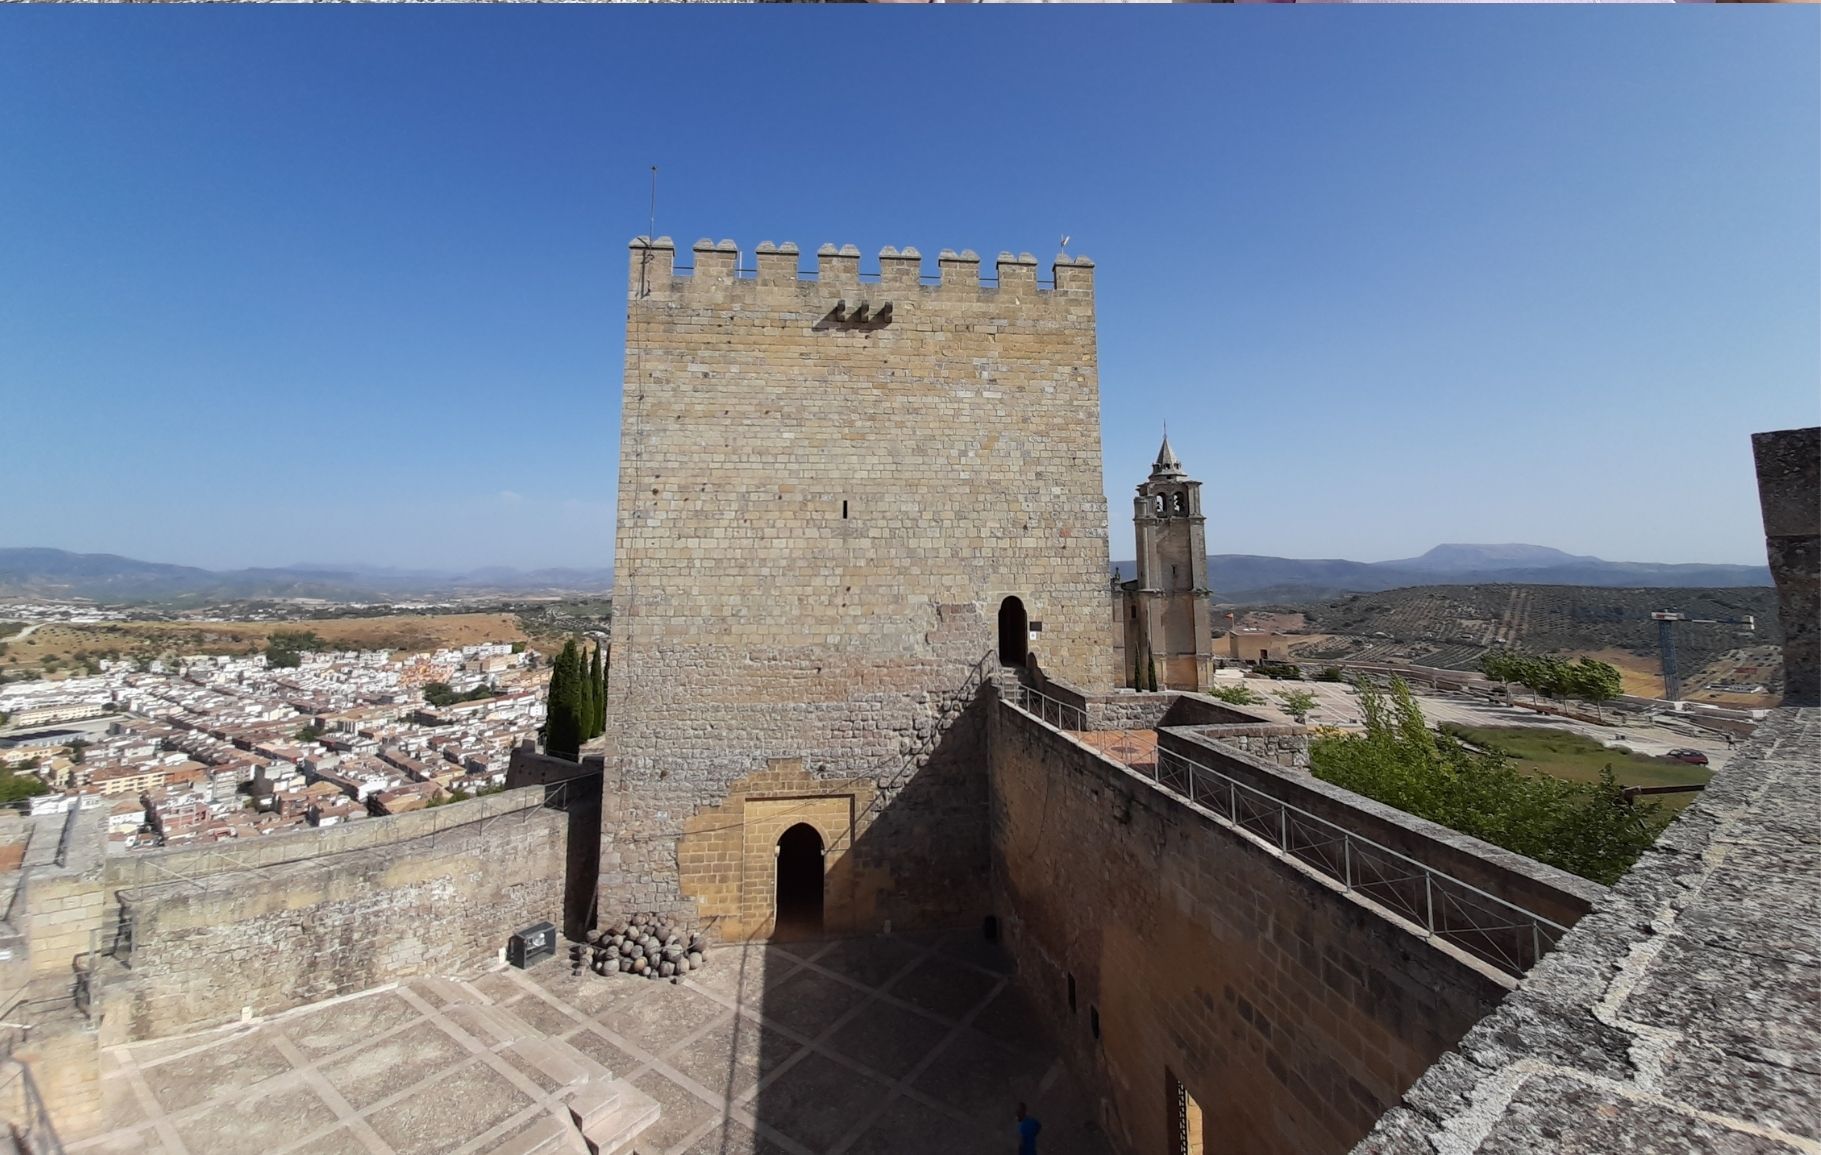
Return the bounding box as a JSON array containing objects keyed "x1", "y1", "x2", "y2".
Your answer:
[{"x1": 1443, "y1": 724, "x2": 1710, "y2": 810}]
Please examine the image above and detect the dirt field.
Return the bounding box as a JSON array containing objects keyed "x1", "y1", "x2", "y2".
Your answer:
[
  {"x1": 1, "y1": 613, "x2": 532, "y2": 675},
  {"x1": 1581, "y1": 647, "x2": 1780, "y2": 710}
]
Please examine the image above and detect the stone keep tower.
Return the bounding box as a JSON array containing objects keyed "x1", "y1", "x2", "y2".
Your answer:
[
  {"x1": 1120, "y1": 436, "x2": 1213, "y2": 691},
  {"x1": 606, "y1": 236, "x2": 1115, "y2": 939}
]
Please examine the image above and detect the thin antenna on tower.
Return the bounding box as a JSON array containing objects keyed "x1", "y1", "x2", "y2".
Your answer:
[{"x1": 639, "y1": 165, "x2": 658, "y2": 299}]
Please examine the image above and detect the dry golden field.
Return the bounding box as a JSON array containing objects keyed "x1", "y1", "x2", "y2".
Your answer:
[
  {"x1": 1, "y1": 613, "x2": 532, "y2": 676},
  {"x1": 1573, "y1": 648, "x2": 1778, "y2": 709}
]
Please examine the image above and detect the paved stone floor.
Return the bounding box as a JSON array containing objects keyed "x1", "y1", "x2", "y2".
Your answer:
[
  {"x1": 514, "y1": 929, "x2": 1109, "y2": 1155},
  {"x1": 71, "y1": 929, "x2": 1109, "y2": 1155}
]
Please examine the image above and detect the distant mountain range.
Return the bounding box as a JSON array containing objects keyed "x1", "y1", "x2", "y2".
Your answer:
[
  {"x1": 1, "y1": 543, "x2": 1772, "y2": 607},
  {"x1": 1112, "y1": 543, "x2": 1772, "y2": 604},
  {"x1": 0, "y1": 548, "x2": 615, "y2": 603}
]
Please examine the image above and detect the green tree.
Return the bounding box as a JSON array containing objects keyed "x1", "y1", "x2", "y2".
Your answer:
[
  {"x1": 68, "y1": 739, "x2": 88, "y2": 765},
  {"x1": 587, "y1": 644, "x2": 605, "y2": 739},
  {"x1": 1310, "y1": 677, "x2": 1666, "y2": 885},
  {"x1": 545, "y1": 639, "x2": 585, "y2": 761},
  {"x1": 1144, "y1": 650, "x2": 1158, "y2": 693},
  {"x1": 0, "y1": 769, "x2": 50, "y2": 805},
  {"x1": 1479, "y1": 649, "x2": 1516, "y2": 687},
  {"x1": 583, "y1": 644, "x2": 601, "y2": 740},
  {"x1": 1275, "y1": 688, "x2": 1318, "y2": 722},
  {"x1": 1207, "y1": 684, "x2": 1264, "y2": 706},
  {"x1": 1569, "y1": 658, "x2": 1623, "y2": 720}
]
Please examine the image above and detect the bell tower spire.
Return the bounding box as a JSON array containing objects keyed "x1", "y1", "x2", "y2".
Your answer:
[{"x1": 1120, "y1": 439, "x2": 1211, "y2": 691}]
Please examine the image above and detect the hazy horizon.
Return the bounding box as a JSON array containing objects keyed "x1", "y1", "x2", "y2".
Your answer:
[
  {"x1": 0, "y1": 537, "x2": 1778, "y2": 576},
  {"x1": 3, "y1": 12, "x2": 1815, "y2": 572}
]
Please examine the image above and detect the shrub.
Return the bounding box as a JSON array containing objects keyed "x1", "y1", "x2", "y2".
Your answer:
[
  {"x1": 1310, "y1": 677, "x2": 1666, "y2": 886},
  {"x1": 1207, "y1": 684, "x2": 1264, "y2": 706},
  {"x1": 1275, "y1": 689, "x2": 1318, "y2": 720}
]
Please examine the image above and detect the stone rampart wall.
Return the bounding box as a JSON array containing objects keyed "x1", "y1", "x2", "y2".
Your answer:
[
  {"x1": 100, "y1": 793, "x2": 565, "y2": 1042},
  {"x1": 1186, "y1": 725, "x2": 1310, "y2": 768},
  {"x1": 1355, "y1": 706, "x2": 1821, "y2": 1155},
  {"x1": 989, "y1": 703, "x2": 1508, "y2": 1155},
  {"x1": 1754, "y1": 427, "x2": 1818, "y2": 706},
  {"x1": 1158, "y1": 727, "x2": 1603, "y2": 931}
]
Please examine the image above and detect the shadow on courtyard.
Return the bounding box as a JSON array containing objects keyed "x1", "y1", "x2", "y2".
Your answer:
[{"x1": 548, "y1": 661, "x2": 1112, "y2": 1155}]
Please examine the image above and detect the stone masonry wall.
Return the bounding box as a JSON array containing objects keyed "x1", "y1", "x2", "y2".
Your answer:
[
  {"x1": 1188, "y1": 725, "x2": 1310, "y2": 769},
  {"x1": 606, "y1": 237, "x2": 1113, "y2": 925},
  {"x1": 1753, "y1": 427, "x2": 1818, "y2": 706},
  {"x1": 989, "y1": 701, "x2": 1507, "y2": 1155},
  {"x1": 1354, "y1": 705, "x2": 1821, "y2": 1155},
  {"x1": 101, "y1": 796, "x2": 565, "y2": 1042},
  {"x1": 1157, "y1": 726, "x2": 1602, "y2": 932}
]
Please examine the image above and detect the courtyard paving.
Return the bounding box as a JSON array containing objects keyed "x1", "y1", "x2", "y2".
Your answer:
[{"x1": 71, "y1": 929, "x2": 1109, "y2": 1155}]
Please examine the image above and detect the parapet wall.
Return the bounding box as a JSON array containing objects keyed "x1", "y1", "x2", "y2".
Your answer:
[
  {"x1": 629, "y1": 236, "x2": 1095, "y2": 298},
  {"x1": 1754, "y1": 427, "x2": 1819, "y2": 706},
  {"x1": 1354, "y1": 705, "x2": 1821, "y2": 1155},
  {"x1": 989, "y1": 700, "x2": 1508, "y2": 1155},
  {"x1": 1157, "y1": 727, "x2": 1604, "y2": 932},
  {"x1": 97, "y1": 789, "x2": 565, "y2": 1043}
]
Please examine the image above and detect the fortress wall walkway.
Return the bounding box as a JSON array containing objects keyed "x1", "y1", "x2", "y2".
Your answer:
[{"x1": 987, "y1": 694, "x2": 1513, "y2": 1155}]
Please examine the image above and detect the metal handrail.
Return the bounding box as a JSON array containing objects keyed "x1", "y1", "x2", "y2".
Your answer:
[
  {"x1": 1002, "y1": 684, "x2": 1569, "y2": 978},
  {"x1": 0, "y1": 1058, "x2": 66, "y2": 1155}
]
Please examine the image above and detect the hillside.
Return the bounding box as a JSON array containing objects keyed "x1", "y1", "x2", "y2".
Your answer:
[
  {"x1": 1115, "y1": 543, "x2": 1772, "y2": 603},
  {"x1": 1244, "y1": 584, "x2": 1782, "y2": 700},
  {"x1": 0, "y1": 548, "x2": 614, "y2": 603}
]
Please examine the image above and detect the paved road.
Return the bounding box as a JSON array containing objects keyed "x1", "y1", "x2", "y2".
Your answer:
[{"x1": 1233, "y1": 678, "x2": 1736, "y2": 774}]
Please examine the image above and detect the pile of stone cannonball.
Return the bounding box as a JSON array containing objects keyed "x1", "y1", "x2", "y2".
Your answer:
[{"x1": 574, "y1": 913, "x2": 707, "y2": 983}]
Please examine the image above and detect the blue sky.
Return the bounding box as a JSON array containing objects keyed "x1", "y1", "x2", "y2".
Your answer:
[{"x1": 1, "y1": 10, "x2": 1815, "y2": 572}]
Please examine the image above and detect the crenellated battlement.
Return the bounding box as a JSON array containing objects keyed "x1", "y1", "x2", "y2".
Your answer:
[{"x1": 627, "y1": 235, "x2": 1094, "y2": 298}]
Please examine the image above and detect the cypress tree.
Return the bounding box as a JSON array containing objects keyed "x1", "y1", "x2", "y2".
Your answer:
[
  {"x1": 579, "y1": 642, "x2": 597, "y2": 741},
  {"x1": 587, "y1": 644, "x2": 604, "y2": 738},
  {"x1": 546, "y1": 639, "x2": 584, "y2": 761}
]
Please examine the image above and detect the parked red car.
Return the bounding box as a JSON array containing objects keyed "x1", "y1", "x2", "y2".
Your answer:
[{"x1": 1666, "y1": 748, "x2": 1711, "y2": 766}]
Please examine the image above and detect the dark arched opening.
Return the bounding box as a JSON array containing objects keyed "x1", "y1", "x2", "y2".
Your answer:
[
  {"x1": 774, "y1": 823, "x2": 824, "y2": 938},
  {"x1": 998, "y1": 596, "x2": 1029, "y2": 667}
]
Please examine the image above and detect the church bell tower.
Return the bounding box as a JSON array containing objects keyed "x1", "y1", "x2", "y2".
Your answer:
[{"x1": 1121, "y1": 435, "x2": 1213, "y2": 691}]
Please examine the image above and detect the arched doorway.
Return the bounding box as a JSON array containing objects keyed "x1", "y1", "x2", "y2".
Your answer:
[
  {"x1": 774, "y1": 823, "x2": 824, "y2": 937},
  {"x1": 998, "y1": 596, "x2": 1029, "y2": 667}
]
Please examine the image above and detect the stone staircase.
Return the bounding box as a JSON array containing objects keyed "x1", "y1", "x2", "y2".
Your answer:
[{"x1": 412, "y1": 976, "x2": 659, "y2": 1155}]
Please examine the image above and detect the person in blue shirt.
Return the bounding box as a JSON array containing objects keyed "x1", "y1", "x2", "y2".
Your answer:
[{"x1": 1016, "y1": 1102, "x2": 1042, "y2": 1153}]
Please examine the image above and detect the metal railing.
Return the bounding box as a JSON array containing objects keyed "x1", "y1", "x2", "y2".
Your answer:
[
  {"x1": 1001, "y1": 684, "x2": 1569, "y2": 979},
  {"x1": 0, "y1": 1058, "x2": 66, "y2": 1155}
]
